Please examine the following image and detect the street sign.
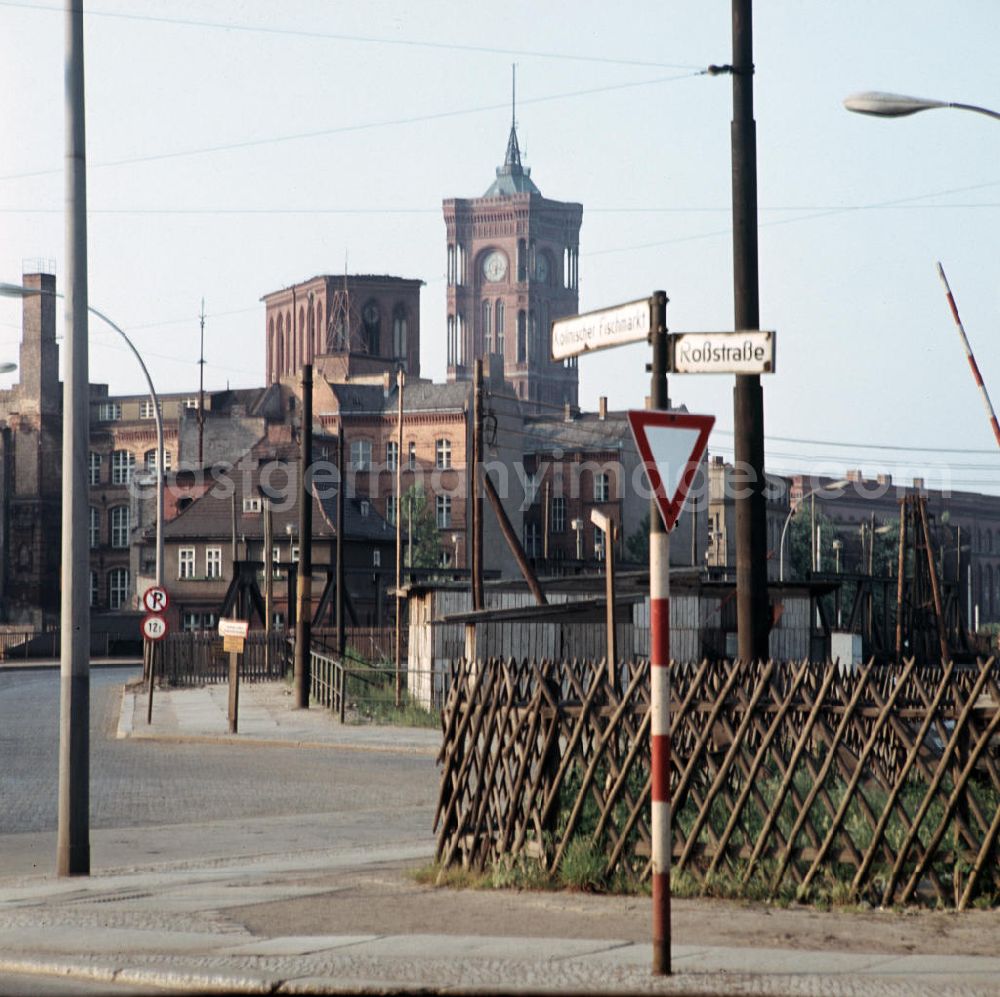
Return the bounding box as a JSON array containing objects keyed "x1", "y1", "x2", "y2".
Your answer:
[
  {"x1": 218, "y1": 618, "x2": 250, "y2": 639},
  {"x1": 551, "y1": 298, "x2": 650, "y2": 361},
  {"x1": 141, "y1": 614, "x2": 168, "y2": 641},
  {"x1": 627, "y1": 410, "x2": 715, "y2": 532},
  {"x1": 670, "y1": 330, "x2": 775, "y2": 375},
  {"x1": 142, "y1": 585, "x2": 170, "y2": 614}
]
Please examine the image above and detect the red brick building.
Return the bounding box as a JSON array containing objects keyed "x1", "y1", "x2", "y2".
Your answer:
[{"x1": 443, "y1": 118, "x2": 581, "y2": 409}]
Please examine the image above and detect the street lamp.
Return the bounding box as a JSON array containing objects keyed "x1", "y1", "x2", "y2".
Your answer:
[
  {"x1": 778, "y1": 479, "x2": 850, "y2": 583},
  {"x1": 0, "y1": 283, "x2": 165, "y2": 589},
  {"x1": 844, "y1": 91, "x2": 1000, "y2": 122}
]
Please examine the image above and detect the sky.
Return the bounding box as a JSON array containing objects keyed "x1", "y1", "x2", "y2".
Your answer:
[{"x1": 2, "y1": 1, "x2": 1000, "y2": 493}]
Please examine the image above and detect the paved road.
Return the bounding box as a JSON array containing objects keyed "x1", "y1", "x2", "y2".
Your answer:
[{"x1": 0, "y1": 669, "x2": 438, "y2": 878}]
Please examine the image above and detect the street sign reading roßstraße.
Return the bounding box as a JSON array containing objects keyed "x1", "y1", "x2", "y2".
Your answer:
[{"x1": 551, "y1": 298, "x2": 650, "y2": 361}]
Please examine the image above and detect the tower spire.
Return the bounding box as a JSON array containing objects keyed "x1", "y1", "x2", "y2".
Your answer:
[{"x1": 483, "y1": 66, "x2": 539, "y2": 196}]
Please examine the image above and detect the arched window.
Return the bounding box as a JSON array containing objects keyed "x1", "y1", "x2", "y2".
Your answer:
[
  {"x1": 108, "y1": 568, "x2": 130, "y2": 610},
  {"x1": 362, "y1": 301, "x2": 380, "y2": 354},
  {"x1": 392, "y1": 303, "x2": 407, "y2": 359},
  {"x1": 110, "y1": 506, "x2": 130, "y2": 549},
  {"x1": 89, "y1": 570, "x2": 98, "y2": 608},
  {"x1": 89, "y1": 506, "x2": 99, "y2": 549},
  {"x1": 482, "y1": 299, "x2": 492, "y2": 354},
  {"x1": 285, "y1": 311, "x2": 292, "y2": 370},
  {"x1": 529, "y1": 310, "x2": 537, "y2": 362},
  {"x1": 517, "y1": 310, "x2": 527, "y2": 363},
  {"x1": 315, "y1": 299, "x2": 324, "y2": 356},
  {"x1": 495, "y1": 300, "x2": 505, "y2": 356},
  {"x1": 517, "y1": 239, "x2": 527, "y2": 282},
  {"x1": 447, "y1": 315, "x2": 456, "y2": 365},
  {"x1": 88, "y1": 451, "x2": 101, "y2": 485}
]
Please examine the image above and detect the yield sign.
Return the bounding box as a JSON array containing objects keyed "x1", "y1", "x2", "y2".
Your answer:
[{"x1": 627, "y1": 410, "x2": 715, "y2": 532}]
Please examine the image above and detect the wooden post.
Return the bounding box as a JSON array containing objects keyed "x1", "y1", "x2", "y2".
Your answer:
[
  {"x1": 228, "y1": 650, "x2": 239, "y2": 733},
  {"x1": 591, "y1": 508, "x2": 617, "y2": 689},
  {"x1": 472, "y1": 359, "x2": 484, "y2": 610},
  {"x1": 482, "y1": 470, "x2": 547, "y2": 606},
  {"x1": 895, "y1": 498, "x2": 907, "y2": 659},
  {"x1": 395, "y1": 368, "x2": 405, "y2": 708},
  {"x1": 918, "y1": 496, "x2": 950, "y2": 662}
]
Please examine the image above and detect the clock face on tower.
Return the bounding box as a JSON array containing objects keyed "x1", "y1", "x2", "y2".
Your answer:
[{"x1": 482, "y1": 251, "x2": 508, "y2": 283}]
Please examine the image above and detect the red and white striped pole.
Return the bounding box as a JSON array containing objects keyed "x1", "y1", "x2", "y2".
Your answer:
[
  {"x1": 649, "y1": 291, "x2": 671, "y2": 976},
  {"x1": 938, "y1": 261, "x2": 1000, "y2": 451}
]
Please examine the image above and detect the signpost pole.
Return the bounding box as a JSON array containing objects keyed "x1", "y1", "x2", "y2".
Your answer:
[
  {"x1": 648, "y1": 290, "x2": 672, "y2": 976},
  {"x1": 228, "y1": 650, "x2": 239, "y2": 734},
  {"x1": 146, "y1": 641, "x2": 155, "y2": 724}
]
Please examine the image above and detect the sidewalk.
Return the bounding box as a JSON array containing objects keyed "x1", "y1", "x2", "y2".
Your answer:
[
  {"x1": 119, "y1": 679, "x2": 442, "y2": 755},
  {"x1": 1, "y1": 681, "x2": 998, "y2": 995}
]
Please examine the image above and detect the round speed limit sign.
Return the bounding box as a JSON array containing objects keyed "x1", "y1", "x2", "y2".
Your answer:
[{"x1": 141, "y1": 614, "x2": 168, "y2": 641}]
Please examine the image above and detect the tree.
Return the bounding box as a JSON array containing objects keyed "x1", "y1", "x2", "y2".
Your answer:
[
  {"x1": 401, "y1": 484, "x2": 443, "y2": 568},
  {"x1": 625, "y1": 512, "x2": 650, "y2": 564}
]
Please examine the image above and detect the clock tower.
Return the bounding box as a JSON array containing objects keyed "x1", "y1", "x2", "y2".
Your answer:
[{"x1": 443, "y1": 112, "x2": 582, "y2": 409}]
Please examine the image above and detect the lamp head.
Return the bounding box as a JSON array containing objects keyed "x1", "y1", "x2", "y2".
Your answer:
[{"x1": 844, "y1": 91, "x2": 948, "y2": 118}]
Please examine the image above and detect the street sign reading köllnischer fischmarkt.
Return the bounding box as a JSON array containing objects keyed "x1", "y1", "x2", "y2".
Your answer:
[{"x1": 550, "y1": 298, "x2": 650, "y2": 361}]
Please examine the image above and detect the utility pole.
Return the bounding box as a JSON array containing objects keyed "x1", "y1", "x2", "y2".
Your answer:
[
  {"x1": 293, "y1": 313, "x2": 314, "y2": 708},
  {"x1": 336, "y1": 428, "x2": 345, "y2": 657},
  {"x1": 471, "y1": 359, "x2": 484, "y2": 610},
  {"x1": 394, "y1": 368, "x2": 405, "y2": 708},
  {"x1": 731, "y1": 0, "x2": 770, "y2": 662},
  {"x1": 264, "y1": 494, "x2": 273, "y2": 671},
  {"x1": 198, "y1": 298, "x2": 205, "y2": 467},
  {"x1": 58, "y1": 0, "x2": 91, "y2": 878}
]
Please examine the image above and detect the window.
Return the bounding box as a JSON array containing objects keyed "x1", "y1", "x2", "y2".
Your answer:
[
  {"x1": 98, "y1": 402, "x2": 121, "y2": 422},
  {"x1": 183, "y1": 397, "x2": 198, "y2": 409},
  {"x1": 182, "y1": 612, "x2": 201, "y2": 632},
  {"x1": 447, "y1": 315, "x2": 456, "y2": 365},
  {"x1": 595, "y1": 472, "x2": 610, "y2": 503},
  {"x1": 495, "y1": 300, "x2": 505, "y2": 356},
  {"x1": 142, "y1": 449, "x2": 171, "y2": 473},
  {"x1": 392, "y1": 304, "x2": 407, "y2": 358},
  {"x1": 205, "y1": 547, "x2": 222, "y2": 579},
  {"x1": 386, "y1": 440, "x2": 399, "y2": 471},
  {"x1": 290, "y1": 543, "x2": 300, "y2": 564},
  {"x1": 139, "y1": 400, "x2": 160, "y2": 420},
  {"x1": 435, "y1": 438, "x2": 452, "y2": 470},
  {"x1": 179, "y1": 547, "x2": 195, "y2": 579},
  {"x1": 373, "y1": 549, "x2": 381, "y2": 567},
  {"x1": 351, "y1": 439, "x2": 372, "y2": 471},
  {"x1": 111, "y1": 450, "x2": 134, "y2": 485},
  {"x1": 88, "y1": 451, "x2": 101, "y2": 485},
  {"x1": 482, "y1": 299, "x2": 492, "y2": 354},
  {"x1": 594, "y1": 526, "x2": 606, "y2": 561},
  {"x1": 551, "y1": 496, "x2": 566, "y2": 533},
  {"x1": 108, "y1": 568, "x2": 130, "y2": 610},
  {"x1": 524, "y1": 522, "x2": 540, "y2": 558},
  {"x1": 242, "y1": 497, "x2": 262, "y2": 513},
  {"x1": 361, "y1": 302, "x2": 380, "y2": 354},
  {"x1": 386, "y1": 496, "x2": 397, "y2": 526},
  {"x1": 110, "y1": 506, "x2": 129, "y2": 548},
  {"x1": 517, "y1": 310, "x2": 527, "y2": 363},
  {"x1": 408, "y1": 442, "x2": 416, "y2": 469},
  {"x1": 89, "y1": 506, "x2": 99, "y2": 549},
  {"x1": 272, "y1": 612, "x2": 285, "y2": 631},
  {"x1": 436, "y1": 495, "x2": 451, "y2": 529},
  {"x1": 90, "y1": 570, "x2": 98, "y2": 608}
]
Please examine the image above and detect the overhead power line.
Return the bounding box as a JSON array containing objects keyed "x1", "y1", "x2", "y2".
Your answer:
[{"x1": 0, "y1": 0, "x2": 702, "y2": 71}]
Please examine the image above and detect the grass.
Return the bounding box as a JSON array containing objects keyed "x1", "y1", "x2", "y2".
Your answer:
[{"x1": 331, "y1": 651, "x2": 440, "y2": 728}]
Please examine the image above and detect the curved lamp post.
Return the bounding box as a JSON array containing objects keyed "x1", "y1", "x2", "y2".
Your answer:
[
  {"x1": 0, "y1": 282, "x2": 165, "y2": 589},
  {"x1": 844, "y1": 91, "x2": 1000, "y2": 122},
  {"x1": 779, "y1": 479, "x2": 849, "y2": 583}
]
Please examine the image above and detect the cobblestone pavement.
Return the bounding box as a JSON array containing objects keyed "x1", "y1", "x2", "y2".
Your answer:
[{"x1": 0, "y1": 669, "x2": 438, "y2": 878}]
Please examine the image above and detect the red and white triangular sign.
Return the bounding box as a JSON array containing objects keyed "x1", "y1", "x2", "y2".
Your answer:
[{"x1": 627, "y1": 410, "x2": 715, "y2": 532}]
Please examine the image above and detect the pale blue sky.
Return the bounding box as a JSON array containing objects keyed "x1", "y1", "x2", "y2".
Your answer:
[{"x1": 2, "y1": 1, "x2": 1000, "y2": 491}]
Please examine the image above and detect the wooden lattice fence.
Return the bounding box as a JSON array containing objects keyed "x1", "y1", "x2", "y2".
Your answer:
[{"x1": 435, "y1": 657, "x2": 1000, "y2": 908}]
